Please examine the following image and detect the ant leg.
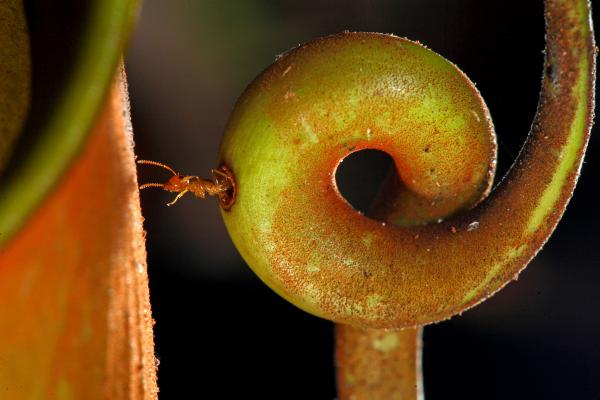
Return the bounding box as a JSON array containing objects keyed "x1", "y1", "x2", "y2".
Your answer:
[
  {"x1": 167, "y1": 189, "x2": 189, "y2": 206},
  {"x1": 211, "y1": 168, "x2": 233, "y2": 190},
  {"x1": 211, "y1": 168, "x2": 229, "y2": 179}
]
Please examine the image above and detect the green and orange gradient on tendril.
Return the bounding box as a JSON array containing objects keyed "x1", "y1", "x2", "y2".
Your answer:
[{"x1": 139, "y1": 0, "x2": 595, "y2": 330}]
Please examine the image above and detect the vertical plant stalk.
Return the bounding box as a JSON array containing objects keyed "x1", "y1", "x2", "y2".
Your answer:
[
  {"x1": 334, "y1": 0, "x2": 595, "y2": 398},
  {"x1": 0, "y1": 69, "x2": 157, "y2": 399},
  {"x1": 336, "y1": 326, "x2": 422, "y2": 399}
]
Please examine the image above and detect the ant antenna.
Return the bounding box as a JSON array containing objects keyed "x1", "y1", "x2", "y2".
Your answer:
[
  {"x1": 137, "y1": 160, "x2": 178, "y2": 175},
  {"x1": 139, "y1": 182, "x2": 166, "y2": 190}
]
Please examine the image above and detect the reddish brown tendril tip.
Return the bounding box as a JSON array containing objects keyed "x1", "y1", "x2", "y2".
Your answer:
[{"x1": 215, "y1": 164, "x2": 236, "y2": 211}]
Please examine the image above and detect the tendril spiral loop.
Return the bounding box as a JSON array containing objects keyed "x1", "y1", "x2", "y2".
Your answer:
[{"x1": 219, "y1": 0, "x2": 595, "y2": 329}]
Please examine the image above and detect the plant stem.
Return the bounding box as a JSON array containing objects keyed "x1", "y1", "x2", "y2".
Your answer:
[{"x1": 335, "y1": 324, "x2": 423, "y2": 400}]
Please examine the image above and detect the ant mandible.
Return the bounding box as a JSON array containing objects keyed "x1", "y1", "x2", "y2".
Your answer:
[{"x1": 137, "y1": 160, "x2": 236, "y2": 209}]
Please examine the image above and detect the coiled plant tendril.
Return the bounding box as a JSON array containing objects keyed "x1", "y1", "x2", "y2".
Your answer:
[
  {"x1": 140, "y1": 0, "x2": 595, "y2": 398},
  {"x1": 219, "y1": 0, "x2": 595, "y2": 330}
]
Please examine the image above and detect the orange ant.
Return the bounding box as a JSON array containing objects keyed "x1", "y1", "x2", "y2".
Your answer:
[{"x1": 137, "y1": 160, "x2": 236, "y2": 209}]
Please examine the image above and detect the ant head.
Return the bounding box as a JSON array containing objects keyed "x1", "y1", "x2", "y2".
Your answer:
[
  {"x1": 137, "y1": 160, "x2": 188, "y2": 193},
  {"x1": 162, "y1": 175, "x2": 191, "y2": 192}
]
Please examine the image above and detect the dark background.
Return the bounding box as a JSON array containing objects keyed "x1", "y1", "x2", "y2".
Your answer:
[{"x1": 127, "y1": 1, "x2": 600, "y2": 399}]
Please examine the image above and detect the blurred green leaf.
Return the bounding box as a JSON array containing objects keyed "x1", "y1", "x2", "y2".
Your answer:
[{"x1": 0, "y1": 0, "x2": 139, "y2": 248}]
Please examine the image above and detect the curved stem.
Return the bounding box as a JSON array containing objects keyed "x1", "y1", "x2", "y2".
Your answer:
[
  {"x1": 455, "y1": 0, "x2": 596, "y2": 310},
  {"x1": 334, "y1": 0, "x2": 595, "y2": 397},
  {"x1": 220, "y1": 0, "x2": 595, "y2": 330}
]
